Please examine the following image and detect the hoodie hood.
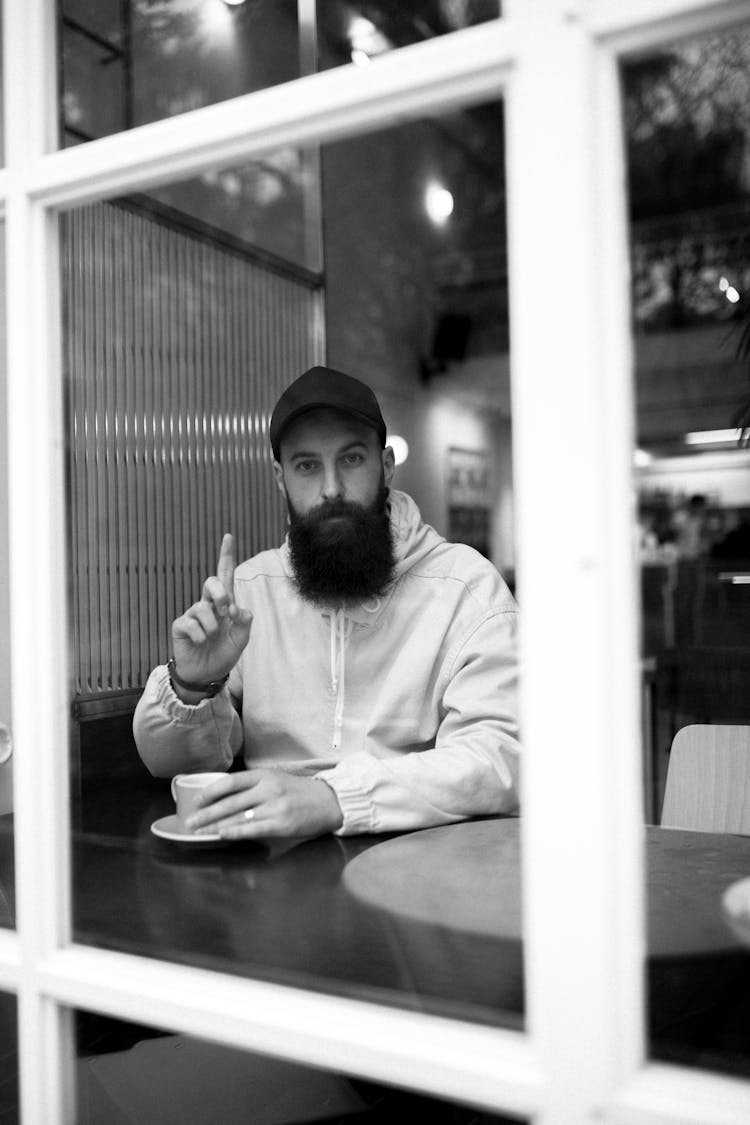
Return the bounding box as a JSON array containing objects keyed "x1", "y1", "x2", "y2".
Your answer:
[{"x1": 388, "y1": 489, "x2": 444, "y2": 577}]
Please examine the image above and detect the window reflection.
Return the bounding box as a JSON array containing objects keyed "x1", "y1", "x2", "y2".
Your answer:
[
  {"x1": 61, "y1": 0, "x2": 301, "y2": 145},
  {"x1": 140, "y1": 149, "x2": 315, "y2": 270},
  {"x1": 64, "y1": 100, "x2": 518, "y2": 1029},
  {"x1": 59, "y1": 1, "x2": 502, "y2": 147},
  {"x1": 316, "y1": 0, "x2": 501, "y2": 70},
  {"x1": 0, "y1": 992, "x2": 17, "y2": 1125},
  {"x1": 62, "y1": 0, "x2": 131, "y2": 142},
  {"x1": 58, "y1": 2, "x2": 505, "y2": 263},
  {"x1": 61, "y1": 1, "x2": 312, "y2": 266},
  {"x1": 624, "y1": 23, "x2": 750, "y2": 818},
  {"x1": 627, "y1": 34, "x2": 750, "y2": 336},
  {"x1": 623, "y1": 23, "x2": 750, "y2": 1079},
  {"x1": 71, "y1": 1008, "x2": 522, "y2": 1125}
]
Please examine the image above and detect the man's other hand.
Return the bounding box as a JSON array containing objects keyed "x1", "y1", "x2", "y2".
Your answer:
[{"x1": 184, "y1": 770, "x2": 344, "y2": 839}]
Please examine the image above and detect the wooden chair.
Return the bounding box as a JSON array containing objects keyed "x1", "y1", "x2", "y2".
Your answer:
[{"x1": 660, "y1": 724, "x2": 750, "y2": 833}]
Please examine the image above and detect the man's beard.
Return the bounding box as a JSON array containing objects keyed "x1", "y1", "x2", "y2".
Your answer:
[{"x1": 287, "y1": 482, "x2": 396, "y2": 605}]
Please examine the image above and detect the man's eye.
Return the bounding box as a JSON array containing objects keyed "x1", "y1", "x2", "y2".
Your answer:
[
  {"x1": 342, "y1": 453, "x2": 364, "y2": 466},
  {"x1": 295, "y1": 461, "x2": 318, "y2": 473}
]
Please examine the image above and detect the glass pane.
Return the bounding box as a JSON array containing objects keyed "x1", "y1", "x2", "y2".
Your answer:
[
  {"x1": 71, "y1": 1008, "x2": 522, "y2": 1125},
  {"x1": 0, "y1": 992, "x2": 17, "y2": 1125},
  {"x1": 59, "y1": 1, "x2": 501, "y2": 148},
  {"x1": 64, "y1": 98, "x2": 520, "y2": 1032},
  {"x1": 136, "y1": 148, "x2": 316, "y2": 270},
  {"x1": 316, "y1": 0, "x2": 501, "y2": 70},
  {"x1": 62, "y1": 0, "x2": 130, "y2": 143},
  {"x1": 60, "y1": 0, "x2": 301, "y2": 146},
  {"x1": 0, "y1": 219, "x2": 11, "y2": 931},
  {"x1": 623, "y1": 23, "x2": 750, "y2": 1077}
]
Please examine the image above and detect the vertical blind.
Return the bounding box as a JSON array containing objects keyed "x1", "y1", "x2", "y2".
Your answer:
[{"x1": 62, "y1": 201, "x2": 323, "y2": 698}]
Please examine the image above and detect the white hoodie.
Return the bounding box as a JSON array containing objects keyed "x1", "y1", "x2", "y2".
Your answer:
[{"x1": 133, "y1": 490, "x2": 520, "y2": 834}]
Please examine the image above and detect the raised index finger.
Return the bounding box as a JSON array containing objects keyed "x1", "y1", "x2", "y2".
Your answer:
[{"x1": 217, "y1": 532, "x2": 236, "y2": 596}]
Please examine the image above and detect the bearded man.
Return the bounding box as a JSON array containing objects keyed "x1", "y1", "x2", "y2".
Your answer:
[{"x1": 133, "y1": 365, "x2": 520, "y2": 839}]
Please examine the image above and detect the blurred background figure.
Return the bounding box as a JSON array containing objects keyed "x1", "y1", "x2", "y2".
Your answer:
[
  {"x1": 637, "y1": 502, "x2": 660, "y2": 558},
  {"x1": 674, "y1": 493, "x2": 710, "y2": 561},
  {"x1": 672, "y1": 494, "x2": 710, "y2": 647}
]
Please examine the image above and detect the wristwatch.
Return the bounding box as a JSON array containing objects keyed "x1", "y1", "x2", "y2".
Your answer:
[{"x1": 167, "y1": 657, "x2": 229, "y2": 698}]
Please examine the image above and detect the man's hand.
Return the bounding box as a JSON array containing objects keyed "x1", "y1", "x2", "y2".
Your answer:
[
  {"x1": 184, "y1": 770, "x2": 344, "y2": 840},
  {"x1": 171, "y1": 533, "x2": 252, "y2": 690}
]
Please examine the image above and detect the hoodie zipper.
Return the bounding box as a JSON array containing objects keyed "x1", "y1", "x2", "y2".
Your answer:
[
  {"x1": 327, "y1": 598, "x2": 381, "y2": 751},
  {"x1": 329, "y1": 608, "x2": 350, "y2": 750}
]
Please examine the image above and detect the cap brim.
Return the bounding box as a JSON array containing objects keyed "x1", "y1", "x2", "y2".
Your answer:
[{"x1": 272, "y1": 403, "x2": 385, "y2": 456}]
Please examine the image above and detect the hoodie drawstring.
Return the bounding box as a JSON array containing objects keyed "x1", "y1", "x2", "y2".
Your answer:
[{"x1": 329, "y1": 609, "x2": 352, "y2": 750}]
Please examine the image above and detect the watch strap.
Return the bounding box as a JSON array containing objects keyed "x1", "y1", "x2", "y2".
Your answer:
[{"x1": 167, "y1": 657, "x2": 229, "y2": 698}]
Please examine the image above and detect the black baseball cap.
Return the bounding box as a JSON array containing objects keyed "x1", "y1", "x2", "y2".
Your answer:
[{"x1": 270, "y1": 365, "x2": 387, "y2": 460}]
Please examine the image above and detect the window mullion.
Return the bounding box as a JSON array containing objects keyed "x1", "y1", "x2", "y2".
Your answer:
[
  {"x1": 38, "y1": 944, "x2": 544, "y2": 1117},
  {"x1": 3, "y1": 2, "x2": 72, "y2": 1124},
  {"x1": 25, "y1": 20, "x2": 515, "y2": 211},
  {"x1": 505, "y1": 3, "x2": 643, "y2": 1122}
]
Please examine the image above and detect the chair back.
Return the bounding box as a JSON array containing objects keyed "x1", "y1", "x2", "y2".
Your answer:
[{"x1": 661, "y1": 724, "x2": 750, "y2": 833}]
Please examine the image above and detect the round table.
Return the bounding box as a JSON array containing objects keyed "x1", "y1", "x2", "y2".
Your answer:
[{"x1": 343, "y1": 817, "x2": 750, "y2": 956}]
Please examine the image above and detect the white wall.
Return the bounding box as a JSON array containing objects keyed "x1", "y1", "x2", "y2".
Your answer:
[
  {"x1": 637, "y1": 449, "x2": 750, "y2": 508},
  {"x1": 490, "y1": 414, "x2": 515, "y2": 573},
  {"x1": 378, "y1": 380, "x2": 515, "y2": 575}
]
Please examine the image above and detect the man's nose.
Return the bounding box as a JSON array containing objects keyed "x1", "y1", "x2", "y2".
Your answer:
[{"x1": 321, "y1": 463, "x2": 343, "y2": 500}]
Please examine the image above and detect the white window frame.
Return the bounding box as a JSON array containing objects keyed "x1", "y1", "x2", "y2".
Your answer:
[{"x1": 2, "y1": 2, "x2": 749, "y2": 1123}]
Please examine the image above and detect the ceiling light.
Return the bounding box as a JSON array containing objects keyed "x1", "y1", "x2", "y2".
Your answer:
[
  {"x1": 684, "y1": 428, "x2": 742, "y2": 446},
  {"x1": 425, "y1": 183, "x2": 454, "y2": 225},
  {"x1": 718, "y1": 276, "x2": 740, "y2": 303},
  {"x1": 388, "y1": 435, "x2": 409, "y2": 465},
  {"x1": 349, "y1": 15, "x2": 377, "y2": 39},
  {"x1": 348, "y1": 14, "x2": 390, "y2": 57}
]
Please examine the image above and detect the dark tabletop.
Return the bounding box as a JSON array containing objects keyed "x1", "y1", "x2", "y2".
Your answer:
[{"x1": 1, "y1": 775, "x2": 749, "y2": 1077}]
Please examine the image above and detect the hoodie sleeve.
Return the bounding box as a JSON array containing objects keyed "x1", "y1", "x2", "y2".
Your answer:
[
  {"x1": 132, "y1": 663, "x2": 244, "y2": 778},
  {"x1": 315, "y1": 606, "x2": 521, "y2": 835}
]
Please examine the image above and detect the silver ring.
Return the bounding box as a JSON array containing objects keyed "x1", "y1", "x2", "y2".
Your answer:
[{"x1": 243, "y1": 808, "x2": 255, "y2": 821}]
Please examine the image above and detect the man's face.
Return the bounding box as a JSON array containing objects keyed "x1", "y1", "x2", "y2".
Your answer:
[
  {"x1": 273, "y1": 408, "x2": 397, "y2": 604},
  {"x1": 273, "y1": 408, "x2": 395, "y2": 517}
]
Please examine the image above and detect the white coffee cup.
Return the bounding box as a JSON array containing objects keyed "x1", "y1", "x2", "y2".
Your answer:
[{"x1": 171, "y1": 772, "x2": 226, "y2": 832}]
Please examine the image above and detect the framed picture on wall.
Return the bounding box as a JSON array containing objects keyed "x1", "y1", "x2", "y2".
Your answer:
[{"x1": 447, "y1": 446, "x2": 491, "y2": 557}]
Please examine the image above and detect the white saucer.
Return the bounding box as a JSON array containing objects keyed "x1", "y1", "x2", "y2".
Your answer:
[
  {"x1": 721, "y1": 876, "x2": 750, "y2": 947},
  {"x1": 150, "y1": 814, "x2": 223, "y2": 846}
]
